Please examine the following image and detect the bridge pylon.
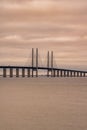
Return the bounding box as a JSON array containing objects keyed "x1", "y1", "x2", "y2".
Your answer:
[
  {"x1": 32, "y1": 48, "x2": 38, "y2": 77},
  {"x1": 47, "y1": 50, "x2": 55, "y2": 77}
]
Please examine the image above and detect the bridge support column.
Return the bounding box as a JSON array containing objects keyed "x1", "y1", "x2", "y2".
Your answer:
[
  {"x1": 80, "y1": 72, "x2": 82, "y2": 77},
  {"x1": 27, "y1": 69, "x2": 30, "y2": 77},
  {"x1": 51, "y1": 70, "x2": 53, "y2": 77},
  {"x1": 16, "y1": 68, "x2": 19, "y2": 77},
  {"x1": 32, "y1": 69, "x2": 34, "y2": 77},
  {"x1": 70, "y1": 71, "x2": 73, "y2": 77},
  {"x1": 69, "y1": 71, "x2": 71, "y2": 77},
  {"x1": 64, "y1": 71, "x2": 66, "y2": 77},
  {"x1": 67, "y1": 71, "x2": 69, "y2": 77},
  {"x1": 36, "y1": 69, "x2": 38, "y2": 77},
  {"x1": 22, "y1": 68, "x2": 25, "y2": 77},
  {"x1": 83, "y1": 73, "x2": 86, "y2": 77},
  {"x1": 60, "y1": 70, "x2": 63, "y2": 77},
  {"x1": 74, "y1": 72, "x2": 76, "y2": 77},
  {"x1": 57, "y1": 70, "x2": 59, "y2": 77},
  {"x1": 10, "y1": 68, "x2": 13, "y2": 77},
  {"x1": 59, "y1": 70, "x2": 60, "y2": 77},
  {"x1": 53, "y1": 70, "x2": 56, "y2": 77},
  {"x1": 3, "y1": 68, "x2": 6, "y2": 77},
  {"x1": 77, "y1": 72, "x2": 79, "y2": 77},
  {"x1": 47, "y1": 70, "x2": 49, "y2": 77}
]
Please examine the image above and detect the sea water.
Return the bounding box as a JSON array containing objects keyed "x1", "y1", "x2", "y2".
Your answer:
[{"x1": 0, "y1": 77, "x2": 87, "y2": 130}]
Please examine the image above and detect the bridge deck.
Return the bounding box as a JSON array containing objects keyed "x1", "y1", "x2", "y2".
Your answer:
[{"x1": 0, "y1": 66, "x2": 87, "y2": 73}]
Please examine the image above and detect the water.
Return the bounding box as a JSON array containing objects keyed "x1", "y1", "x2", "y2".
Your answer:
[{"x1": 0, "y1": 78, "x2": 87, "y2": 130}]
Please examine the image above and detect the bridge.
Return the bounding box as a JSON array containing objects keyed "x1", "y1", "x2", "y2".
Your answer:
[{"x1": 0, "y1": 48, "x2": 87, "y2": 77}]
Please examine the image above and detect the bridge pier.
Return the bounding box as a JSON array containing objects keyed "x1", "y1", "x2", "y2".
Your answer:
[
  {"x1": 60, "y1": 70, "x2": 63, "y2": 77},
  {"x1": 36, "y1": 69, "x2": 38, "y2": 77},
  {"x1": 77, "y1": 72, "x2": 79, "y2": 77},
  {"x1": 47, "y1": 70, "x2": 50, "y2": 77},
  {"x1": 27, "y1": 69, "x2": 30, "y2": 77},
  {"x1": 58, "y1": 70, "x2": 60, "y2": 77},
  {"x1": 62, "y1": 70, "x2": 64, "y2": 77},
  {"x1": 31, "y1": 69, "x2": 38, "y2": 77},
  {"x1": 32, "y1": 68, "x2": 34, "y2": 77},
  {"x1": 63, "y1": 71, "x2": 66, "y2": 77},
  {"x1": 51, "y1": 70, "x2": 53, "y2": 77},
  {"x1": 10, "y1": 68, "x2": 13, "y2": 77},
  {"x1": 70, "y1": 71, "x2": 73, "y2": 77},
  {"x1": 67, "y1": 71, "x2": 69, "y2": 77},
  {"x1": 80, "y1": 72, "x2": 82, "y2": 77},
  {"x1": 73, "y1": 71, "x2": 75, "y2": 77},
  {"x1": 53, "y1": 70, "x2": 56, "y2": 77},
  {"x1": 82, "y1": 72, "x2": 84, "y2": 77},
  {"x1": 16, "y1": 68, "x2": 19, "y2": 77},
  {"x1": 83, "y1": 72, "x2": 86, "y2": 77},
  {"x1": 22, "y1": 68, "x2": 25, "y2": 77},
  {"x1": 3, "y1": 68, "x2": 6, "y2": 77},
  {"x1": 57, "y1": 70, "x2": 59, "y2": 77}
]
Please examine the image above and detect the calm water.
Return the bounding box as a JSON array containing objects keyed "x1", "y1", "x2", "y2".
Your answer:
[{"x1": 0, "y1": 78, "x2": 87, "y2": 130}]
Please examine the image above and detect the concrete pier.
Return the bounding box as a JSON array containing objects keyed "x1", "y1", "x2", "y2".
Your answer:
[
  {"x1": 22, "y1": 68, "x2": 25, "y2": 77},
  {"x1": 67, "y1": 71, "x2": 69, "y2": 77},
  {"x1": 80, "y1": 72, "x2": 82, "y2": 77},
  {"x1": 64, "y1": 71, "x2": 66, "y2": 77},
  {"x1": 70, "y1": 71, "x2": 73, "y2": 77},
  {"x1": 60, "y1": 70, "x2": 63, "y2": 77},
  {"x1": 10, "y1": 68, "x2": 13, "y2": 77},
  {"x1": 27, "y1": 69, "x2": 30, "y2": 77},
  {"x1": 53, "y1": 70, "x2": 56, "y2": 77},
  {"x1": 83, "y1": 73, "x2": 86, "y2": 77},
  {"x1": 74, "y1": 72, "x2": 76, "y2": 77},
  {"x1": 3, "y1": 68, "x2": 6, "y2": 77},
  {"x1": 57, "y1": 70, "x2": 59, "y2": 77},
  {"x1": 77, "y1": 72, "x2": 79, "y2": 77},
  {"x1": 47, "y1": 70, "x2": 50, "y2": 77},
  {"x1": 16, "y1": 68, "x2": 19, "y2": 77}
]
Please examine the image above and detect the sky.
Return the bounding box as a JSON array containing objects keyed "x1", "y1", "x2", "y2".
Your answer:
[{"x1": 0, "y1": 0, "x2": 87, "y2": 70}]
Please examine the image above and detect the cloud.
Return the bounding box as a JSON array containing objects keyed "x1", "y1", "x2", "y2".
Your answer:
[
  {"x1": 0, "y1": 34, "x2": 80, "y2": 42},
  {"x1": 3, "y1": 35, "x2": 22, "y2": 41},
  {"x1": 29, "y1": 36, "x2": 79, "y2": 42},
  {"x1": 1, "y1": 0, "x2": 87, "y2": 13}
]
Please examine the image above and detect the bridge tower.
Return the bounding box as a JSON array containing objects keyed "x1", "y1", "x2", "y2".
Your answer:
[
  {"x1": 47, "y1": 50, "x2": 55, "y2": 77},
  {"x1": 32, "y1": 48, "x2": 34, "y2": 77},
  {"x1": 51, "y1": 51, "x2": 54, "y2": 77},
  {"x1": 47, "y1": 51, "x2": 50, "y2": 76},
  {"x1": 36, "y1": 48, "x2": 38, "y2": 77},
  {"x1": 32, "y1": 48, "x2": 38, "y2": 77}
]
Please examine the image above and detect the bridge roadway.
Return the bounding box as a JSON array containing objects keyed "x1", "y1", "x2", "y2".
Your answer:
[{"x1": 0, "y1": 65, "x2": 87, "y2": 77}]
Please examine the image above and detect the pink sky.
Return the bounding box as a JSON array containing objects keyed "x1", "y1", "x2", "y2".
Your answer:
[{"x1": 0, "y1": 0, "x2": 87, "y2": 70}]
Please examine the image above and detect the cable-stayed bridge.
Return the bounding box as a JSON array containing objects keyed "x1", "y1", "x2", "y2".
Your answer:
[{"x1": 0, "y1": 48, "x2": 87, "y2": 77}]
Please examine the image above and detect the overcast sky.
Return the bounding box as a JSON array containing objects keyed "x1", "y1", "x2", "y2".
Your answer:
[{"x1": 0, "y1": 0, "x2": 87, "y2": 70}]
